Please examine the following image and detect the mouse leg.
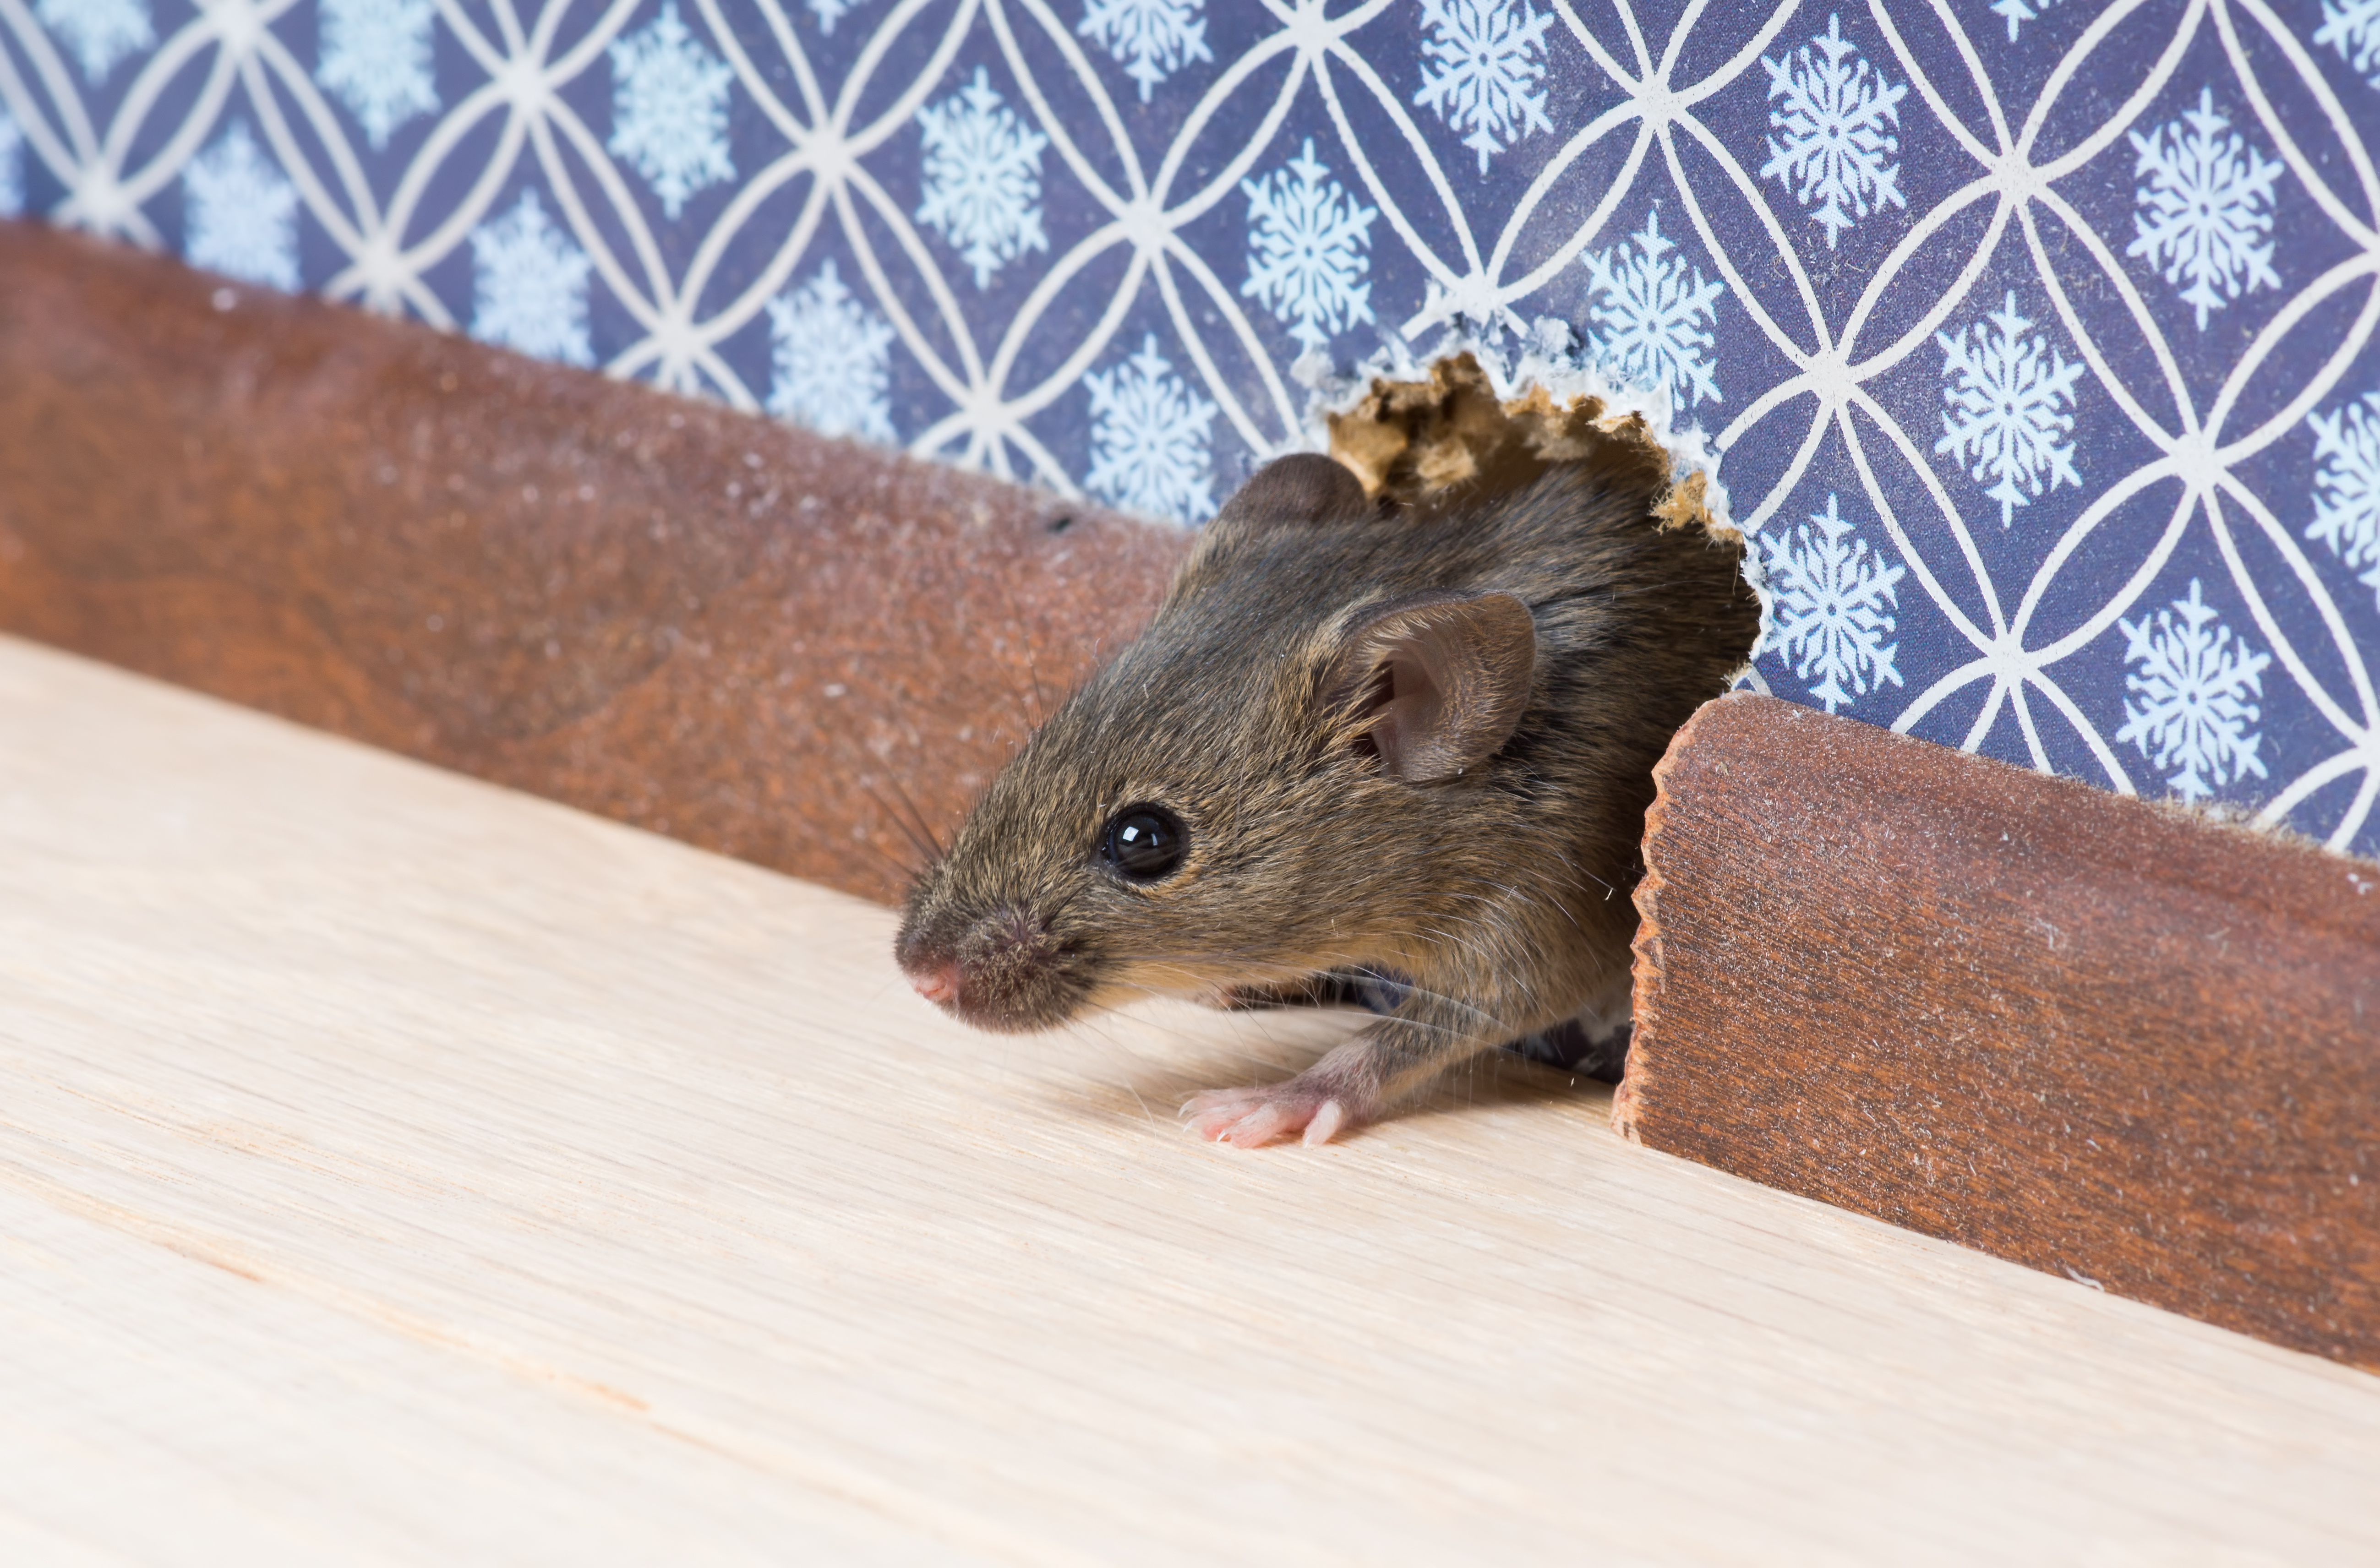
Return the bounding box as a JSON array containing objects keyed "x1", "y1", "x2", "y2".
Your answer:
[
  {"x1": 1180, "y1": 1074, "x2": 1358, "y2": 1148},
  {"x1": 1183, "y1": 994, "x2": 1504, "y2": 1148}
]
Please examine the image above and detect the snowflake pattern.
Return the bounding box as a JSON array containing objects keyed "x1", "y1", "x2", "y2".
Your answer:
[
  {"x1": 1759, "y1": 14, "x2": 1908, "y2": 250},
  {"x1": 10, "y1": 0, "x2": 2380, "y2": 858},
  {"x1": 469, "y1": 189, "x2": 594, "y2": 367},
  {"x1": 2127, "y1": 88, "x2": 2284, "y2": 331},
  {"x1": 1990, "y1": 0, "x2": 2063, "y2": 42},
  {"x1": 1935, "y1": 290, "x2": 2084, "y2": 528},
  {"x1": 316, "y1": 0, "x2": 439, "y2": 150},
  {"x1": 2116, "y1": 579, "x2": 2271, "y2": 800},
  {"x1": 36, "y1": 0, "x2": 151, "y2": 82},
  {"x1": 809, "y1": 0, "x2": 865, "y2": 33},
  {"x1": 1414, "y1": 0, "x2": 1555, "y2": 174},
  {"x1": 1242, "y1": 140, "x2": 1377, "y2": 353},
  {"x1": 608, "y1": 2, "x2": 736, "y2": 219},
  {"x1": 1759, "y1": 493, "x2": 1908, "y2": 714},
  {"x1": 1079, "y1": 0, "x2": 1212, "y2": 103},
  {"x1": 916, "y1": 68, "x2": 1050, "y2": 289},
  {"x1": 183, "y1": 123, "x2": 300, "y2": 291},
  {"x1": 767, "y1": 259, "x2": 897, "y2": 445},
  {"x1": 1082, "y1": 334, "x2": 1218, "y2": 525},
  {"x1": 1578, "y1": 207, "x2": 1725, "y2": 413},
  {"x1": 2309, "y1": 390, "x2": 2380, "y2": 610},
  {"x1": 0, "y1": 107, "x2": 22, "y2": 219},
  {"x1": 2314, "y1": 0, "x2": 2380, "y2": 87}
]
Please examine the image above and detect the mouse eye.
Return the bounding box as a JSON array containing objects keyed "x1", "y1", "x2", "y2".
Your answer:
[{"x1": 1101, "y1": 804, "x2": 1187, "y2": 882}]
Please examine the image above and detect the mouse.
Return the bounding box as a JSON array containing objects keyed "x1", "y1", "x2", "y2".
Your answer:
[{"x1": 894, "y1": 450, "x2": 1760, "y2": 1146}]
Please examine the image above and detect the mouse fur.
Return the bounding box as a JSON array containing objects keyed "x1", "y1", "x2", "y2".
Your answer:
[{"x1": 895, "y1": 452, "x2": 1760, "y2": 1145}]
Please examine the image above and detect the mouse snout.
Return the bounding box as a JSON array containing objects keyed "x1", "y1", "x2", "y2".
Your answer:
[
  {"x1": 909, "y1": 962, "x2": 960, "y2": 1005},
  {"x1": 900, "y1": 904, "x2": 1081, "y2": 1033}
]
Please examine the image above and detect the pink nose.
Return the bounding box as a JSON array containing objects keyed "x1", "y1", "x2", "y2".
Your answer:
[{"x1": 911, "y1": 963, "x2": 960, "y2": 1006}]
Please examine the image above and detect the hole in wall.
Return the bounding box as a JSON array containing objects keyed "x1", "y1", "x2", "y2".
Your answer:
[
  {"x1": 1311, "y1": 350, "x2": 1766, "y2": 1082},
  {"x1": 1321, "y1": 350, "x2": 1739, "y2": 550}
]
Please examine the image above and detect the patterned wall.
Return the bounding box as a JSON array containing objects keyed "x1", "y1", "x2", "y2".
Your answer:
[{"x1": 3, "y1": 0, "x2": 2378, "y2": 856}]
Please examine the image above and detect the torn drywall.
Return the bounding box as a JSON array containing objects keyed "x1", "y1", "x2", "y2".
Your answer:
[{"x1": 1310, "y1": 337, "x2": 1766, "y2": 680}]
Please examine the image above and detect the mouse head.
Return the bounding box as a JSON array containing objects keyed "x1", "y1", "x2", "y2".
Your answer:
[{"x1": 895, "y1": 455, "x2": 1539, "y2": 1032}]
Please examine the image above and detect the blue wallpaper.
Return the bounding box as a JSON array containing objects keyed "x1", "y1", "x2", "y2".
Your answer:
[{"x1": 4, "y1": 0, "x2": 2378, "y2": 857}]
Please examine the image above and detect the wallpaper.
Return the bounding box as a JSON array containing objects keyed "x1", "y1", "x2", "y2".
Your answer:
[{"x1": 3, "y1": 0, "x2": 2378, "y2": 855}]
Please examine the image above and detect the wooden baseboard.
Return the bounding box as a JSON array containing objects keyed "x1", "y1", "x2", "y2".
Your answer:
[
  {"x1": 12, "y1": 223, "x2": 2377, "y2": 1374},
  {"x1": 0, "y1": 220, "x2": 1188, "y2": 905},
  {"x1": 1621, "y1": 693, "x2": 2380, "y2": 1368}
]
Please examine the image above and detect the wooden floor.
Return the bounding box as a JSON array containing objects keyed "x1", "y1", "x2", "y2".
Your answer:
[{"x1": 0, "y1": 636, "x2": 2374, "y2": 1566}]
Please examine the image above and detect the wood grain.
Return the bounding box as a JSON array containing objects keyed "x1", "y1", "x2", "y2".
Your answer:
[
  {"x1": 3, "y1": 636, "x2": 2378, "y2": 1562},
  {"x1": 1621, "y1": 692, "x2": 2380, "y2": 1369},
  {"x1": 0, "y1": 219, "x2": 1189, "y2": 906}
]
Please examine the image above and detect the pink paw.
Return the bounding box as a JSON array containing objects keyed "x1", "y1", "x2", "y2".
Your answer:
[{"x1": 1183, "y1": 1080, "x2": 1358, "y2": 1147}]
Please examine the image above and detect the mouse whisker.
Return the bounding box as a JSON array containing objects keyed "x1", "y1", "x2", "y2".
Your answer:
[
  {"x1": 852, "y1": 826, "x2": 929, "y2": 885},
  {"x1": 857, "y1": 782, "x2": 943, "y2": 873},
  {"x1": 988, "y1": 571, "x2": 1055, "y2": 731},
  {"x1": 878, "y1": 771, "x2": 951, "y2": 861}
]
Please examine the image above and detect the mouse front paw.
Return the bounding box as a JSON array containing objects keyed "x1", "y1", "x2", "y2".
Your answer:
[{"x1": 1182, "y1": 1076, "x2": 1367, "y2": 1148}]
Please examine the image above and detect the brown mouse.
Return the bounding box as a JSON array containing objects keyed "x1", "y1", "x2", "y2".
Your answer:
[{"x1": 894, "y1": 451, "x2": 1759, "y2": 1145}]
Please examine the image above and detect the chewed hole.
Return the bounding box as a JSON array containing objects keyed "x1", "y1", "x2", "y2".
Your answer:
[
  {"x1": 1296, "y1": 350, "x2": 1765, "y2": 1096},
  {"x1": 1320, "y1": 349, "x2": 1762, "y2": 642}
]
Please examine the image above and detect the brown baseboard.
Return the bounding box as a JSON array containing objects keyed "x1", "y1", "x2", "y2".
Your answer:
[
  {"x1": 14, "y1": 223, "x2": 2378, "y2": 1368},
  {"x1": 1621, "y1": 693, "x2": 2380, "y2": 1368},
  {"x1": 0, "y1": 220, "x2": 1190, "y2": 905}
]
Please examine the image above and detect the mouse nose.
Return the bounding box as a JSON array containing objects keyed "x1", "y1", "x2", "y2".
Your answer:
[{"x1": 910, "y1": 962, "x2": 961, "y2": 1007}]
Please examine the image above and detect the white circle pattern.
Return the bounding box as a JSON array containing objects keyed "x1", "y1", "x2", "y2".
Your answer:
[{"x1": 0, "y1": 0, "x2": 2376, "y2": 856}]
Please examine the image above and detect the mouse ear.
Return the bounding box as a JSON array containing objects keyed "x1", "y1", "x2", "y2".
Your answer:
[
  {"x1": 1207, "y1": 454, "x2": 1370, "y2": 537},
  {"x1": 1326, "y1": 592, "x2": 1536, "y2": 783}
]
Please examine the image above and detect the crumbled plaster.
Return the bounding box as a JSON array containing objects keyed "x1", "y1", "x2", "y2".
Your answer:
[{"x1": 1306, "y1": 334, "x2": 1765, "y2": 677}]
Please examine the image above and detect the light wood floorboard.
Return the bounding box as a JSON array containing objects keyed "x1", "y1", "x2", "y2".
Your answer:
[{"x1": 0, "y1": 636, "x2": 2372, "y2": 1565}]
